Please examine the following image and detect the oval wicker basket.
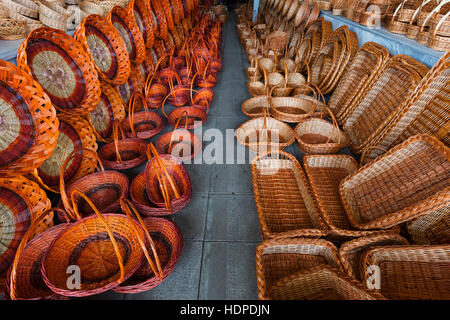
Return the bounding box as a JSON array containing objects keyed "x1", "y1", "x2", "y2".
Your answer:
[
  {"x1": 107, "y1": 4, "x2": 146, "y2": 64},
  {"x1": 74, "y1": 14, "x2": 131, "y2": 86},
  {"x1": 0, "y1": 60, "x2": 59, "y2": 177},
  {"x1": 17, "y1": 27, "x2": 101, "y2": 115}
]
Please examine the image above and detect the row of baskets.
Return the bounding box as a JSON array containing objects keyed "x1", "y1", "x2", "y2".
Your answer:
[
  {"x1": 235, "y1": 2, "x2": 449, "y2": 300},
  {"x1": 0, "y1": 1, "x2": 225, "y2": 299}
]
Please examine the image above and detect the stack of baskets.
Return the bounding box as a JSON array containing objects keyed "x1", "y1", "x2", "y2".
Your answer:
[
  {"x1": 1, "y1": 0, "x2": 224, "y2": 299},
  {"x1": 237, "y1": 0, "x2": 449, "y2": 300}
]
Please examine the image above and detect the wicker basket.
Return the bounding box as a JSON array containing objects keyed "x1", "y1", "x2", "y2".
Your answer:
[
  {"x1": 88, "y1": 80, "x2": 126, "y2": 142},
  {"x1": 251, "y1": 150, "x2": 328, "y2": 239},
  {"x1": 59, "y1": 149, "x2": 129, "y2": 220},
  {"x1": 74, "y1": 14, "x2": 130, "y2": 86},
  {"x1": 241, "y1": 95, "x2": 271, "y2": 118},
  {"x1": 42, "y1": 192, "x2": 149, "y2": 297},
  {"x1": 2, "y1": 0, "x2": 38, "y2": 18},
  {"x1": 107, "y1": 4, "x2": 146, "y2": 64},
  {"x1": 361, "y1": 245, "x2": 450, "y2": 299},
  {"x1": 17, "y1": 27, "x2": 101, "y2": 115},
  {"x1": 0, "y1": 176, "x2": 52, "y2": 277},
  {"x1": 0, "y1": 60, "x2": 59, "y2": 177},
  {"x1": 6, "y1": 208, "x2": 67, "y2": 300},
  {"x1": 360, "y1": 52, "x2": 449, "y2": 164},
  {"x1": 294, "y1": 0, "x2": 310, "y2": 27},
  {"x1": 236, "y1": 111, "x2": 295, "y2": 153},
  {"x1": 428, "y1": 10, "x2": 450, "y2": 51},
  {"x1": 405, "y1": 209, "x2": 450, "y2": 245},
  {"x1": 339, "y1": 233, "x2": 409, "y2": 280},
  {"x1": 294, "y1": 108, "x2": 350, "y2": 154},
  {"x1": 256, "y1": 237, "x2": 344, "y2": 299},
  {"x1": 156, "y1": 111, "x2": 202, "y2": 161},
  {"x1": 0, "y1": 18, "x2": 27, "y2": 40},
  {"x1": 149, "y1": 0, "x2": 168, "y2": 40},
  {"x1": 35, "y1": 114, "x2": 97, "y2": 193},
  {"x1": 121, "y1": 92, "x2": 164, "y2": 140},
  {"x1": 266, "y1": 265, "x2": 385, "y2": 300},
  {"x1": 133, "y1": 0, "x2": 155, "y2": 48},
  {"x1": 98, "y1": 120, "x2": 147, "y2": 170},
  {"x1": 112, "y1": 199, "x2": 182, "y2": 293},
  {"x1": 329, "y1": 42, "x2": 390, "y2": 126},
  {"x1": 340, "y1": 134, "x2": 450, "y2": 230},
  {"x1": 303, "y1": 155, "x2": 401, "y2": 239},
  {"x1": 144, "y1": 143, "x2": 192, "y2": 213},
  {"x1": 343, "y1": 55, "x2": 428, "y2": 153}
]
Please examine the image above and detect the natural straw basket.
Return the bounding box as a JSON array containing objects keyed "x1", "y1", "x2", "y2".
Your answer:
[
  {"x1": 343, "y1": 55, "x2": 428, "y2": 153},
  {"x1": 339, "y1": 233, "x2": 409, "y2": 280},
  {"x1": 0, "y1": 18, "x2": 27, "y2": 40},
  {"x1": 113, "y1": 199, "x2": 183, "y2": 293},
  {"x1": 266, "y1": 266, "x2": 385, "y2": 300},
  {"x1": 107, "y1": 4, "x2": 146, "y2": 64},
  {"x1": 121, "y1": 91, "x2": 165, "y2": 140},
  {"x1": 2, "y1": 0, "x2": 38, "y2": 18},
  {"x1": 144, "y1": 143, "x2": 192, "y2": 213},
  {"x1": 156, "y1": 111, "x2": 202, "y2": 162},
  {"x1": 74, "y1": 14, "x2": 131, "y2": 86},
  {"x1": 35, "y1": 114, "x2": 97, "y2": 193},
  {"x1": 59, "y1": 149, "x2": 129, "y2": 220},
  {"x1": 17, "y1": 27, "x2": 101, "y2": 115},
  {"x1": 329, "y1": 42, "x2": 390, "y2": 125},
  {"x1": 294, "y1": 107, "x2": 350, "y2": 154},
  {"x1": 428, "y1": 10, "x2": 450, "y2": 51},
  {"x1": 98, "y1": 120, "x2": 147, "y2": 170},
  {"x1": 79, "y1": 1, "x2": 104, "y2": 16},
  {"x1": 0, "y1": 176, "x2": 52, "y2": 277},
  {"x1": 42, "y1": 192, "x2": 151, "y2": 297},
  {"x1": 303, "y1": 154, "x2": 401, "y2": 239},
  {"x1": 0, "y1": 60, "x2": 59, "y2": 177},
  {"x1": 251, "y1": 150, "x2": 328, "y2": 239},
  {"x1": 340, "y1": 134, "x2": 450, "y2": 230},
  {"x1": 241, "y1": 95, "x2": 271, "y2": 118},
  {"x1": 360, "y1": 245, "x2": 450, "y2": 300},
  {"x1": 405, "y1": 209, "x2": 450, "y2": 245},
  {"x1": 236, "y1": 109, "x2": 295, "y2": 153},
  {"x1": 6, "y1": 208, "x2": 69, "y2": 300},
  {"x1": 256, "y1": 238, "x2": 344, "y2": 299},
  {"x1": 87, "y1": 80, "x2": 126, "y2": 142}
]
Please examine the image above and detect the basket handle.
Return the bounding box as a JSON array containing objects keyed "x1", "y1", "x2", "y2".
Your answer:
[
  {"x1": 433, "y1": 10, "x2": 450, "y2": 35},
  {"x1": 9, "y1": 207, "x2": 70, "y2": 300},
  {"x1": 391, "y1": 0, "x2": 407, "y2": 21},
  {"x1": 323, "y1": 106, "x2": 342, "y2": 145},
  {"x1": 112, "y1": 119, "x2": 125, "y2": 165},
  {"x1": 420, "y1": 2, "x2": 446, "y2": 30},
  {"x1": 146, "y1": 143, "x2": 181, "y2": 211},
  {"x1": 60, "y1": 148, "x2": 104, "y2": 221},
  {"x1": 409, "y1": 0, "x2": 433, "y2": 25},
  {"x1": 128, "y1": 91, "x2": 149, "y2": 137},
  {"x1": 28, "y1": 169, "x2": 60, "y2": 194},
  {"x1": 169, "y1": 110, "x2": 189, "y2": 152},
  {"x1": 283, "y1": 61, "x2": 289, "y2": 87},
  {"x1": 308, "y1": 82, "x2": 326, "y2": 115},
  {"x1": 119, "y1": 199, "x2": 163, "y2": 279},
  {"x1": 70, "y1": 190, "x2": 125, "y2": 283}
]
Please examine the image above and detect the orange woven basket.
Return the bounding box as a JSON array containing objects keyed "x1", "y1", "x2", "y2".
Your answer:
[
  {"x1": 0, "y1": 176, "x2": 52, "y2": 277},
  {"x1": 35, "y1": 114, "x2": 98, "y2": 193},
  {"x1": 87, "y1": 80, "x2": 126, "y2": 143},
  {"x1": 150, "y1": 0, "x2": 169, "y2": 40},
  {"x1": 256, "y1": 237, "x2": 345, "y2": 299},
  {"x1": 0, "y1": 59, "x2": 59, "y2": 177},
  {"x1": 6, "y1": 208, "x2": 69, "y2": 300},
  {"x1": 59, "y1": 149, "x2": 129, "y2": 221},
  {"x1": 251, "y1": 150, "x2": 328, "y2": 239},
  {"x1": 107, "y1": 4, "x2": 146, "y2": 64},
  {"x1": 160, "y1": 0, "x2": 176, "y2": 33},
  {"x1": 133, "y1": 0, "x2": 156, "y2": 48},
  {"x1": 17, "y1": 27, "x2": 101, "y2": 116},
  {"x1": 42, "y1": 192, "x2": 150, "y2": 297},
  {"x1": 74, "y1": 14, "x2": 131, "y2": 86},
  {"x1": 117, "y1": 64, "x2": 145, "y2": 105}
]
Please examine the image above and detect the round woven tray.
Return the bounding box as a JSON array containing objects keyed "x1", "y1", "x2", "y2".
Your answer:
[
  {"x1": 17, "y1": 27, "x2": 101, "y2": 115},
  {"x1": 0, "y1": 60, "x2": 59, "y2": 177},
  {"x1": 74, "y1": 14, "x2": 131, "y2": 86}
]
